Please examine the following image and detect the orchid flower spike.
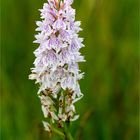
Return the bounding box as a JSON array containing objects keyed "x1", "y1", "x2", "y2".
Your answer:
[{"x1": 29, "y1": 0, "x2": 85, "y2": 132}]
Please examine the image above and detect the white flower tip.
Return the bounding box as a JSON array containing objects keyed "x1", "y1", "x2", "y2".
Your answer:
[
  {"x1": 42, "y1": 121, "x2": 51, "y2": 132},
  {"x1": 70, "y1": 115, "x2": 79, "y2": 121},
  {"x1": 64, "y1": 0, "x2": 74, "y2": 5},
  {"x1": 29, "y1": 73, "x2": 36, "y2": 80}
]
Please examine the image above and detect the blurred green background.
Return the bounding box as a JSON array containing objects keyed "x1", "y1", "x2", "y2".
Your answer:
[{"x1": 1, "y1": 0, "x2": 139, "y2": 140}]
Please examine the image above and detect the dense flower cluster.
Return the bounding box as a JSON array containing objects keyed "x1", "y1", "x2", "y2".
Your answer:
[{"x1": 29, "y1": 0, "x2": 85, "y2": 131}]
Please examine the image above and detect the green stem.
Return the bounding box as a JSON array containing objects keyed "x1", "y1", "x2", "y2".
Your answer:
[
  {"x1": 64, "y1": 122, "x2": 74, "y2": 140},
  {"x1": 52, "y1": 126, "x2": 65, "y2": 140},
  {"x1": 51, "y1": 123, "x2": 74, "y2": 140}
]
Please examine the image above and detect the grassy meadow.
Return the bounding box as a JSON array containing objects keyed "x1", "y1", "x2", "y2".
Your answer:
[{"x1": 1, "y1": 0, "x2": 139, "y2": 140}]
